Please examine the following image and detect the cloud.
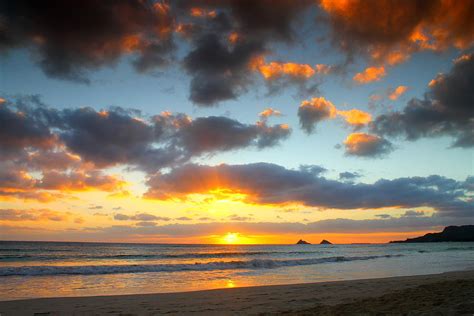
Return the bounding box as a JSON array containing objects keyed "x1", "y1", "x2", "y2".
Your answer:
[
  {"x1": 319, "y1": 0, "x2": 474, "y2": 65},
  {"x1": 343, "y1": 133, "x2": 394, "y2": 157},
  {"x1": 114, "y1": 213, "x2": 170, "y2": 222},
  {"x1": 298, "y1": 97, "x2": 372, "y2": 133},
  {"x1": 189, "y1": 7, "x2": 217, "y2": 18},
  {"x1": 228, "y1": 214, "x2": 252, "y2": 221},
  {"x1": 183, "y1": 33, "x2": 266, "y2": 105},
  {"x1": 336, "y1": 109, "x2": 372, "y2": 128},
  {"x1": 0, "y1": 98, "x2": 56, "y2": 158},
  {"x1": 250, "y1": 57, "x2": 321, "y2": 93},
  {"x1": 250, "y1": 56, "x2": 331, "y2": 96},
  {"x1": 59, "y1": 107, "x2": 156, "y2": 167},
  {"x1": 388, "y1": 85, "x2": 409, "y2": 100},
  {"x1": 339, "y1": 171, "x2": 361, "y2": 181},
  {"x1": 1, "y1": 98, "x2": 291, "y2": 174},
  {"x1": 371, "y1": 53, "x2": 474, "y2": 148},
  {"x1": 37, "y1": 170, "x2": 125, "y2": 192},
  {"x1": 259, "y1": 108, "x2": 282, "y2": 121},
  {"x1": 298, "y1": 97, "x2": 337, "y2": 133},
  {"x1": 145, "y1": 162, "x2": 473, "y2": 216},
  {"x1": 402, "y1": 210, "x2": 426, "y2": 217},
  {"x1": 255, "y1": 61, "x2": 316, "y2": 80},
  {"x1": 353, "y1": 66, "x2": 386, "y2": 84},
  {"x1": 41, "y1": 215, "x2": 473, "y2": 241},
  {"x1": 0, "y1": 209, "x2": 69, "y2": 222},
  {"x1": 171, "y1": 115, "x2": 291, "y2": 156},
  {"x1": 175, "y1": 216, "x2": 192, "y2": 221},
  {"x1": 0, "y1": 0, "x2": 174, "y2": 82},
  {"x1": 180, "y1": 1, "x2": 312, "y2": 105}
]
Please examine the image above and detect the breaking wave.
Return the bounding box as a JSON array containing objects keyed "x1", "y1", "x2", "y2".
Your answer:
[{"x1": 0, "y1": 254, "x2": 403, "y2": 276}]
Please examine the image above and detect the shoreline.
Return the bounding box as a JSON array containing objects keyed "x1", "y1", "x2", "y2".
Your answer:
[{"x1": 1, "y1": 270, "x2": 473, "y2": 315}]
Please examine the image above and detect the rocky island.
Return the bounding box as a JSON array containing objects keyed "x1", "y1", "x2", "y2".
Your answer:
[
  {"x1": 320, "y1": 239, "x2": 332, "y2": 245},
  {"x1": 296, "y1": 239, "x2": 311, "y2": 245},
  {"x1": 390, "y1": 225, "x2": 474, "y2": 243}
]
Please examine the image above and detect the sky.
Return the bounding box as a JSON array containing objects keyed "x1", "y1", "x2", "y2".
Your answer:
[{"x1": 0, "y1": 0, "x2": 473, "y2": 244}]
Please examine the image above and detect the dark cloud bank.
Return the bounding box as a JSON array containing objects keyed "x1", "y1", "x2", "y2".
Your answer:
[
  {"x1": 146, "y1": 163, "x2": 473, "y2": 217},
  {"x1": 371, "y1": 53, "x2": 474, "y2": 148},
  {"x1": 0, "y1": 98, "x2": 290, "y2": 173}
]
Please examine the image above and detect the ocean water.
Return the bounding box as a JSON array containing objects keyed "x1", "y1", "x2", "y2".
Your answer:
[{"x1": 1, "y1": 241, "x2": 474, "y2": 300}]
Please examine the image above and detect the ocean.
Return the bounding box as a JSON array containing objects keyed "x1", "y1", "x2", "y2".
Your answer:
[{"x1": 1, "y1": 241, "x2": 473, "y2": 301}]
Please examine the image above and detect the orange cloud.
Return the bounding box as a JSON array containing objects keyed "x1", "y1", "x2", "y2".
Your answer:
[
  {"x1": 121, "y1": 34, "x2": 141, "y2": 53},
  {"x1": 259, "y1": 62, "x2": 315, "y2": 80},
  {"x1": 298, "y1": 97, "x2": 372, "y2": 133},
  {"x1": 0, "y1": 190, "x2": 67, "y2": 203},
  {"x1": 353, "y1": 66, "x2": 386, "y2": 84},
  {"x1": 0, "y1": 208, "x2": 70, "y2": 222},
  {"x1": 388, "y1": 85, "x2": 408, "y2": 100},
  {"x1": 344, "y1": 133, "x2": 393, "y2": 157},
  {"x1": 251, "y1": 56, "x2": 317, "y2": 80},
  {"x1": 228, "y1": 32, "x2": 240, "y2": 44},
  {"x1": 300, "y1": 97, "x2": 338, "y2": 117},
  {"x1": 189, "y1": 7, "x2": 217, "y2": 18},
  {"x1": 38, "y1": 170, "x2": 126, "y2": 192},
  {"x1": 259, "y1": 108, "x2": 282, "y2": 120},
  {"x1": 337, "y1": 109, "x2": 372, "y2": 126}
]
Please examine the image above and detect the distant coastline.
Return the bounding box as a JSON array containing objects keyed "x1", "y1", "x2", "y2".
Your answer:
[{"x1": 390, "y1": 225, "x2": 474, "y2": 243}]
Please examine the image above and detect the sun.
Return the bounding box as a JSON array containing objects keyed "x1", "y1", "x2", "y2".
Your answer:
[{"x1": 223, "y1": 232, "x2": 239, "y2": 244}]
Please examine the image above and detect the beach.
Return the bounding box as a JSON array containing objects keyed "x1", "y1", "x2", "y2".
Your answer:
[{"x1": 1, "y1": 270, "x2": 473, "y2": 315}]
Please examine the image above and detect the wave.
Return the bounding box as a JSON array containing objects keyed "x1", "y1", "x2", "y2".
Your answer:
[
  {"x1": 0, "y1": 251, "x2": 323, "y2": 262},
  {"x1": 446, "y1": 246, "x2": 474, "y2": 251},
  {"x1": 0, "y1": 254, "x2": 403, "y2": 276}
]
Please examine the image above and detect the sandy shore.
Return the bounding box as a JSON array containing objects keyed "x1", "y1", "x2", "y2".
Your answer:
[{"x1": 1, "y1": 270, "x2": 474, "y2": 315}]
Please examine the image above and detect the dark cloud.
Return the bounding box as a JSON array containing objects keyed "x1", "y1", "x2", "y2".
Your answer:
[
  {"x1": 0, "y1": 0, "x2": 174, "y2": 82},
  {"x1": 299, "y1": 165, "x2": 327, "y2": 176},
  {"x1": 1, "y1": 98, "x2": 290, "y2": 174},
  {"x1": 172, "y1": 116, "x2": 290, "y2": 155},
  {"x1": 175, "y1": 216, "x2": 192, "y2": 221},
  {"x1": 183, "y1": 33, "x2": 265, "y2": 105},
  {"x1": 319, "y1": 0, "x2": 474, "y2": 65},
  {"x1": 371, "y1": 53, "x2": 474, "y2": 147},
  {"x1": 402, "y1": 210, "x2": 426, "y2": 217},
  {"x1": 298, "y1": 97, "x2": 336, "y2": 134},
  {"x1": 0, "y1": 99, "x2": 55, "y2": 158},
  {"x1": 179, "y1": 0, "x2": 312, "y2": 105},
  {"x1": 177, "y1": 0, "x2": 311, "y2": 40},
  {"x1": 146, "y1": 163, "x2": 473, "y2": 216},
  {"x1": 114, "y1": 213, "x2": 170, "y2": 221},
  {"x1": 343, "y1": 133, "x2": 393, "y2": 158},
  {"x1": 59, "y1": 107, "x2": 156, "y2": 167},
  {"x1": 339, "y1": 171, "x2": 361, "y2": 181}
]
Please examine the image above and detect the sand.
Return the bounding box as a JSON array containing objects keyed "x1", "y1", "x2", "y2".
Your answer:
[{"x1": 1, "y1": 270, "x2": 474, "y2": 315}]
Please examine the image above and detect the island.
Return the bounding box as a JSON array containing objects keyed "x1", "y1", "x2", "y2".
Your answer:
[
  {"x1": 320, "y1": 239, "x2": 332, "y2": 245},
  {"x1": 296, "y1": 239, "x2": 311, "y2": 244},
  {"x1": 390, "y1": 225, "x2": 474, "y2": 243}
]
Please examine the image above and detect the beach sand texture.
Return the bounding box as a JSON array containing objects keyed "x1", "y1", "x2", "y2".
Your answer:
[{"x1": 1, "y1": 270, "x2": 473, "y2": 315}]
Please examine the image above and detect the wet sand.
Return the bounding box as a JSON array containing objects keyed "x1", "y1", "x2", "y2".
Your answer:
[{"x1": 1, "y1": 270, "x2": 473, "y2": 315}]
